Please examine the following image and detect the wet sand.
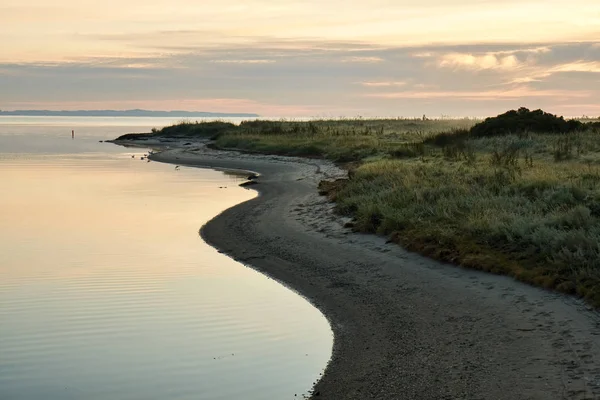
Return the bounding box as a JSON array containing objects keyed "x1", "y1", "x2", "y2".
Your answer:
[{"x1": 119, "y1": 139, "x2": 600, "y2": 399}]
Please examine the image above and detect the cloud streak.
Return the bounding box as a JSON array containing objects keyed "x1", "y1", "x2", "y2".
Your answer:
[
  {"x1": 3, "y1": 0, "x2": 600, "y2": 62},
  {"x1": 0, "y1": 25, "x2": 598, "y2": 116},
  {"x1": 360, "y1": 81, "x2": 407, "y2": 87},
  {"x1": 364, "y1": 87, "x2": 593, "y2": 100},
  {"x1": 210, "y1": 59, "x2": 276, "y2": 64},
  {"x1": 437, "y1": 53, "x2": 521, "y2": 71},
  {"x1": 341, "y1": 56, "x2": 384, "y2": 63}
]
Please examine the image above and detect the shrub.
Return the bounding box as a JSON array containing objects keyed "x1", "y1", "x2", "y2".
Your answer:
[
  {"x1": 159, "y1": 121, "x2": 237, "y2": 138},
  {"x1": 470, "y1": 108, "x2": 583, "y2": 137},
  {"x1": 423, "y1": 128, "x2": 470, "y2": 146}
]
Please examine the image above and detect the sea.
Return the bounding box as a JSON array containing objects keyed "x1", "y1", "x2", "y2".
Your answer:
[{"x1": 0, "y1": 116, "x2": 332, "y2": 400}]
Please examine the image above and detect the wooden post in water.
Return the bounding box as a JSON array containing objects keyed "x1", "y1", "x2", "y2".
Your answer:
[{"x1": 72, "y1": 130, "x2": 74, "y2": 139}]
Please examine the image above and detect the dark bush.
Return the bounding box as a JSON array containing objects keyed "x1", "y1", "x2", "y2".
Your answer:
[
  {"x1": 423, "y1": 128, "x2": 471, "y2": 146},
  {"x1": 389, "y1": 143, "x2": 425, "y2": 158},
  {"x1": 159, "y1": 121, "x2": 237, "y2": 138},
  {"x1": 114, "y1": 132, "x2": 153, "y2": 140},
  {"x1": 470, "y1": 108, "x2": 583, "y2": 137},
  {"x1": 585, "y1": 121, "x2": 600, "y2": 130}
]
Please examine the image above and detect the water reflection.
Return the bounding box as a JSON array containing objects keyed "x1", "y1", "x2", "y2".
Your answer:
[{"x1": 0, "y1": 127, "x2": 332, "y2": 400}]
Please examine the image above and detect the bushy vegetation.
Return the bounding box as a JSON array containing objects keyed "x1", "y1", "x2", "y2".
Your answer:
[
  {"x1": 470, "y1": 107, "x2": 585, "y2": 137},
  {"x1": 324, "y1": 137, "x2": 600, "y2": 304},
  {"x1": 158, "y1": 121, "x2": 236, "y2": 138},
  {"x1": 129, "y1": 110, "x2": 600, "y2": 305},
  {"x1": 115, "y1": 121, "x2": 237, "y2": 140},
  {"x1": 316, "y1": 111, "x2": 600, "y2": 305},
  {"x1": 215, "y1": 118, "x2": 474, "y2": 162}
]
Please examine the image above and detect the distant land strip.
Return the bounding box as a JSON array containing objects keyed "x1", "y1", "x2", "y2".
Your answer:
[{"x1": 0, "y1": 109, "x2": 260, "y2": 118}]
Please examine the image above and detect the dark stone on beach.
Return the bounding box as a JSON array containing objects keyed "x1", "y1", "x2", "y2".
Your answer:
[
  {"x1": 98, "y1": 140, "x2": 103, "y2": 143},
  {"x1": 247, "y1": 175, "x2": 258, "y2": 180},
  {"x1": 240, "y1": 180, "x2": 258, "y2": 187},
  {"x1": 184, "y1": 142, "x2": 192, "y2": 145}
]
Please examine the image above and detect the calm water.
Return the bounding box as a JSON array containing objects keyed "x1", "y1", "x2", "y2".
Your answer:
[{"x1": 0, "y1": 117, "x2": 332, "y2": 400}]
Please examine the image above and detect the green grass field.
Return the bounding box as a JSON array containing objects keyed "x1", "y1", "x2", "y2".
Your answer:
[{"x1": 128, "y1": 109, "x2": 600, "y2": 305}]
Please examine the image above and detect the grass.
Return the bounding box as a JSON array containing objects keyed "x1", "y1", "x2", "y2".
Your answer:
[
  {"x1": 215, "y1": 118, "x2": 475, "y2": 162},
  {"x1": 115, "y1": 120, "x2": 237, "y2": 141},
  {"x1": 325, "y1": 136, "x2": 600, "y2": 304},
  {"x1": 131, "y1": 110, "x2": 600, "y2": 306}
]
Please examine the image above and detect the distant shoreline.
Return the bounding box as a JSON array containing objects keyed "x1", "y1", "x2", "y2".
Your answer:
[{"x1": 0, "y1": 110, "x2": 259, "y2": 118}]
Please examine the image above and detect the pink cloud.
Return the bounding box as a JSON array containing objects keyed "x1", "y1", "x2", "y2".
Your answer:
[
  {"x1": 364, "y1": 87, "x2": 593, "y2": 101},
  {"x1": 437, "y1": 53, "x2": 521, "y2": 71},
  {"x1": 359, "y1": 81, "x2": 406, "y2": 87},
  {"x1": 341, "y1": 56, "x2": 384, "y2": 63},
  {"x1": 210, "y1": 59, "x2": 276, "y2": 64}
]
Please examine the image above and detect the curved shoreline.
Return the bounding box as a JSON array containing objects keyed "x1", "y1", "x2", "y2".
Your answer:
[{"x1": 146, "y1": 144, "x2": 600, "y2": 399}]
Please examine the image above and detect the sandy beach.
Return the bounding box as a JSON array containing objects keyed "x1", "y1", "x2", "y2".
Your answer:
[{"x1": 123, "y1": 138, "x2": 600, "y2": 399}]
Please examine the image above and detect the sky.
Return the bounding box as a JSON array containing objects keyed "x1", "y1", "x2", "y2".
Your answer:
[{"x1": 1, "y1": 0, "x2": 599, "y2": 117}]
